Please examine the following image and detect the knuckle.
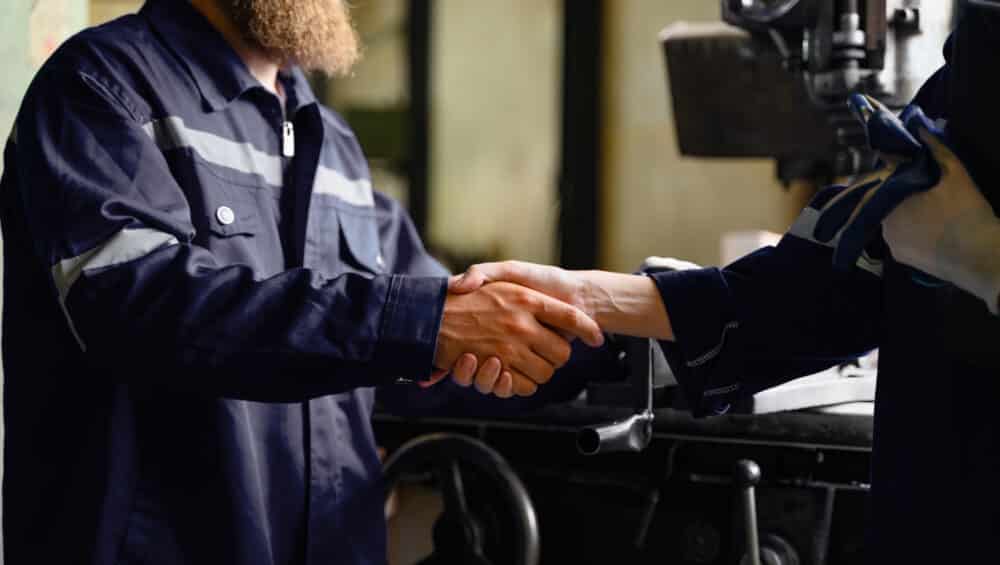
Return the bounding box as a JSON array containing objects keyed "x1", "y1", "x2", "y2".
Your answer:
[
  {"x1": 497, "y1": 342, "x2": 518, "y2": 359},
  {"x1": 515, "y1": 318, "x2": 536, "y2": 336},
  {"x1": 502, "y1": 314, "x2": 522, "y2": 330},
  {"x1": 512, "y1": 288, "x2": 538, "y2": 308},
  {"x1": 511, "y1": 290, "x2": 531, "y2": 307},
  {"x1": 499, "y1": 317, "x2": 518, "y2": 333},
  {"x1": 504, "y1": 316, "x2": 533, "y2": 336}
]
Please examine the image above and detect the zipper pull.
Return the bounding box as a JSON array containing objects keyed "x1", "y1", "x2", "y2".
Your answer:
[{"x1": 282, "y1": 121, "x2": 295, "y2": 158}]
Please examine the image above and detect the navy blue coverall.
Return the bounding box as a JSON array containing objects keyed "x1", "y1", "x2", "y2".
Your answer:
[{"x1": 0, "y1": 2, "x2": 607, "y2": 563}]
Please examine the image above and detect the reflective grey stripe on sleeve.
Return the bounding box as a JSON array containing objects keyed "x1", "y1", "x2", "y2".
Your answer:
[
  {"x1": 52, "y1": 228, "x2": 179, "y2": 350},
  {"x1": 856, "y1": 250, "x2": 884, "y2": 278},
  {"x1": 312, "y1": 165, "x2": 375, "y2": 207},
  {"x1": 787, "y1": 207, "x2": 831, "y2": 247},
  {"x1": 704, "y1": 383, "x2": 740, "y2": 397},
  {"x1": 143, "y1": 116, "x2": 283, "y2": 186},
  {"x1": 687, "y1": 321, "x2": 739, "y2": 368},
  {"x1": 785, "y1": 207, "x2": 883, "y2": 277}
]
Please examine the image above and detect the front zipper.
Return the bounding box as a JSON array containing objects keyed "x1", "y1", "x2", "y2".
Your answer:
[{"x1": 282, "y1": 120, "x2": 296, "y2": 158}]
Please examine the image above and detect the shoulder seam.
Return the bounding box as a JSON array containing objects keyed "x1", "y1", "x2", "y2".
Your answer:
[{"x1": 76, "y1": 70, "x2": 144, "y2": 123}]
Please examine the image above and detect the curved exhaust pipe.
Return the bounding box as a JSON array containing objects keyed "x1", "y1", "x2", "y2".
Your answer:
[{"x1": 576, "y1": 413, "x2": 654, "y2": 455}]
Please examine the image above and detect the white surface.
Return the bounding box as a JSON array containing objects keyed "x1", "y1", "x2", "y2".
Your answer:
[
  {"x1": 720, "y1": 230, "x2": 782, "y2": 266},
  {"x1": 750, "y1": 366, "x2": 877, "y2": 414}
]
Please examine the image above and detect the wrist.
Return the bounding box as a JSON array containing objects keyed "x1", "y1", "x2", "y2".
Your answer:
[{"x1": 582, "y1": 271, "x2": 673, "y2": 340}]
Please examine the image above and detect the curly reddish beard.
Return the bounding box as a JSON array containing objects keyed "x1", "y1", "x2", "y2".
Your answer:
[{"x1": 229, "y1": 0, "x2": 361, "y2": 76}]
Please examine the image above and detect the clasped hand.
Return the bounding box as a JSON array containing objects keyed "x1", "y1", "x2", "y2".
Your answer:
[
  {"x1": 428, "y1": 262, "x2": 673, "y2": 397},
  {"x1": 430, "y1": 275, "x2": 603, "y2": 398}
]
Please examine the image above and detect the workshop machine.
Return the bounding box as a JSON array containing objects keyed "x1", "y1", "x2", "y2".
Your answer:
[
  {"x1": 376, "y1": 2, "x2": 959, "y2": 564},
  {"x1": 664, "y1": 0, "x2": 956, "y2": 183}
]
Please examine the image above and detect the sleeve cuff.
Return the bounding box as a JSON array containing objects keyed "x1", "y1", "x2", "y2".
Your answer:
[
  {"x1": 649, "y1": 268, "x2": 745, "y2": 416},
  {"x1": 371, "y1": 275, "x2": 448, "y2": 382}
]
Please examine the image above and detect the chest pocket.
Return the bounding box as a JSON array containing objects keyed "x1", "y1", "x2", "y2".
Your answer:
[
  {"x1": 205, "y1": 189, "x2": 261, "y2": 238},
  {"x1": 306, "y1": 196, "x2": 384, "y2": 277},
  {"x1": 336, "y1": 206, "x2": 384, "y2": 275},
  {"x1": 188, "y1": 156, "x2": 265, "y2": 238},
  {"x1": 188, "y1": 158, "x2": 285, "y2": 276}
]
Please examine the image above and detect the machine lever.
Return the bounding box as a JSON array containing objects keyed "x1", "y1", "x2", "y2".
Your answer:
[
  {"x1": 735, "y1": 459, "x2": 763, "y2": 565},
  {"x1": 577, "y1": 339, "x2": 656, "y2": 455}
]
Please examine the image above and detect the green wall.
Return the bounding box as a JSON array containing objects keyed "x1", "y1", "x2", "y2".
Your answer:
[
  {"x1": 0, "y1": 0, "x2": 35, "y2": 160},
  {"x1": 0, "y1": 0, "x2": 89, "y2": 173}
]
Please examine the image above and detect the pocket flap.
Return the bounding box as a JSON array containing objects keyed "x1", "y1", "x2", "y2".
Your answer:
[
  {"x1": 206, "y1": 190, "x2": 261, "y2": 238},
  {"x1": 336, "y1": 208, "x2": 384, "y2": 274}
]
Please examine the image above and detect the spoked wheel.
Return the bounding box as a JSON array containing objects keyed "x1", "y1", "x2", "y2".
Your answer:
[{"x1": 383, "y1": 433, "x2": 540, "y2": 565}]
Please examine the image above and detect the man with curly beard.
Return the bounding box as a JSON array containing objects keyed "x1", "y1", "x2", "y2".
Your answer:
[{"x1": 0, "y1": 1, "x2": 608, "y2": 563}]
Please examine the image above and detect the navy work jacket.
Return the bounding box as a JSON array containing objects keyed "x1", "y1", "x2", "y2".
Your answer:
[
  {"x1": 649, "y1": 33, "x2": 1000, "y2": 565},
  {"x1": 0, "y1": 1, "x2": 606, "y2": 563}
]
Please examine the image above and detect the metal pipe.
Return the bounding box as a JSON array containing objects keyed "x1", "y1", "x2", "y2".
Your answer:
[
  {"x1": 577, "y1": 413, "x2": 653, "y2": 455},
  {"x1": 742, "y1": 486, "x2": 762, "y2": 565}
]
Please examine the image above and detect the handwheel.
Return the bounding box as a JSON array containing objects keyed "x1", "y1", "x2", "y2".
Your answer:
[{"x1": 383, "y1": 433, "x2": 540, "y2": 565}]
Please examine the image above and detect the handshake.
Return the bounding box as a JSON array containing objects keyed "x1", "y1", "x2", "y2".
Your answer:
[{"x1": 428, "y1": 261, "x2": 675, "y2": 398}]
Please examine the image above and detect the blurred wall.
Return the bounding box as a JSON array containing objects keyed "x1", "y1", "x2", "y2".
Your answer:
[
  {"x1": 324, "y1": 1, "x2": 412, "y2": 208},
  {"x1": 601, "y1": 0, "x2": 811, "y2": 272},
  {"x1": 328, "y1": 1, "x2": 409, "y2": 108},
  {"x1": 0, "y1": 5, "x2": 32, "y2": 549},
  {"x1": 0, "y1": 2, "x2": 35, "y2": 158},
  {"x1": 90, "y1": 0, "x2": 141, "y2": 24},
  {"x1": 428, "y1": 0, "x2": 563, "y2": 265},
  {"x1": 2, "y1": 0, "x2": 90, "y2": 160}
]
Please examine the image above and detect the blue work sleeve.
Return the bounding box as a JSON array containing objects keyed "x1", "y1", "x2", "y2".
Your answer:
[
  {"x1": 11, "y1": 61, "x2": 446, "y2": 401},
  {"x1": 651, "y1": 194, "x2": 886, "y2": 416}
]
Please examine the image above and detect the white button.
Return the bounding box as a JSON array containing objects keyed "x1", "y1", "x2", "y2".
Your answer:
[
  {"x1": 376, "y1": 254, "x2": 386, "y2": 270},
  {"x1": 216, "y1": 206, "x2": 235, "y2": 225}
]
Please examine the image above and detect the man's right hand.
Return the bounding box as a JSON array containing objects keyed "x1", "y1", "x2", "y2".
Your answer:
[{"x1": 433, "y1": 281, "x2": 604, "y2": 397}]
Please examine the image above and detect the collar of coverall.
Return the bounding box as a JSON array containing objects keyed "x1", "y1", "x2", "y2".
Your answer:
[{"x1": 141, "y1": 0, "x2": 317, "y2": 114}]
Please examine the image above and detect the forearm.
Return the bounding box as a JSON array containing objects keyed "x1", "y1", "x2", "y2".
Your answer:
[
  {"x1": 580, "y1": 271, "x2": 674, "y2": 340},
  {"x1": 71, "y1": 244, "x2": 446, "y2": 400}
]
